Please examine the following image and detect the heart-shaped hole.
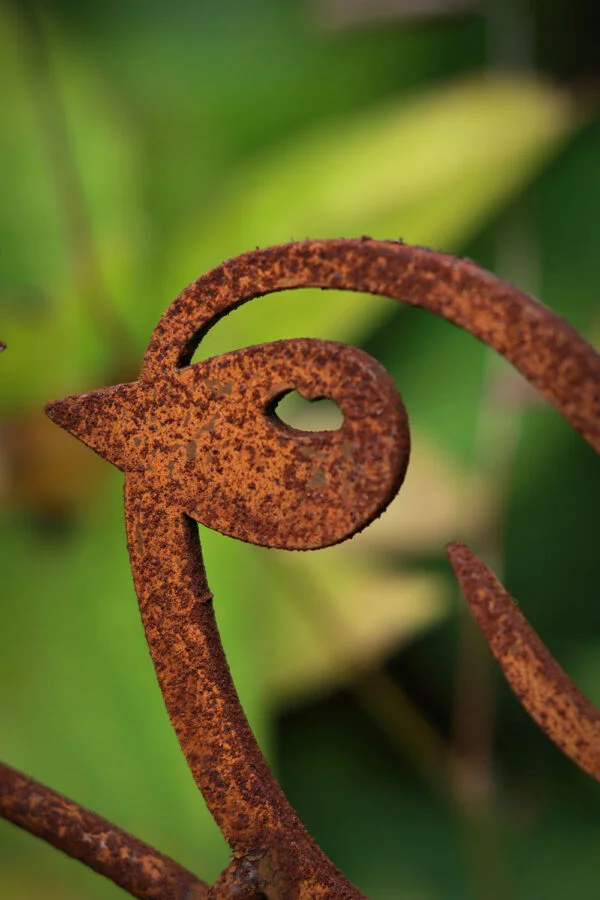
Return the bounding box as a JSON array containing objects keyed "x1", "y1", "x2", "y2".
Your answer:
[{"x1": 270, "y1": 391, "x2": 344, "y2": 432}]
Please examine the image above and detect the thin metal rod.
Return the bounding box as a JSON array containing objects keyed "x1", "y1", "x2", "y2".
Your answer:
[
  {"x1": 447, "y1": 544, "x2": 600, "y2": 782},
  {"x1": 0, "y1": 761, "x2": 209, "y2": 899}
]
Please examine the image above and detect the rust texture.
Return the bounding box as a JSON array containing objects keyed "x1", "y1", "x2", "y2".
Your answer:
[
  {"x1": 447, "y1": 543, "x2": 600, "y2": 781},
  {"x1": 1, "y1": 238, "x2": 599, "y2": 896},
  {"x1": 0, "y1": 761, "x2": 209, "y2": 899}
]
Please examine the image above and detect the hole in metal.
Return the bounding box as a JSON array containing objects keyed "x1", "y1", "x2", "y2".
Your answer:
[{"x1": 272, "y1": 391, "x2": 344, "y2": 432}]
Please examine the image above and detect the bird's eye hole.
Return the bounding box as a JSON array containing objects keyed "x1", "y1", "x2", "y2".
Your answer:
[{"x1": 270, "y1": 391, "x2": 344, "y2": 432}]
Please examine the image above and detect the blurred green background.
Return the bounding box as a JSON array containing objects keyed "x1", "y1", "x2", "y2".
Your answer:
[{"x1": 1, "y1": 0, "x2": 599, "y2": 897}]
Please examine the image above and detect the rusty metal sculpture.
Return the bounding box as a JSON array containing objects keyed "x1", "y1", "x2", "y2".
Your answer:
[{"x1": 1, "y1": 238, "x2": 599, "y2": 897}]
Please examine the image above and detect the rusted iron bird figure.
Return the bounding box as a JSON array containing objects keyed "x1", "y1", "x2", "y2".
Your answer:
[{"x1": 1, "y1": 238, "x2": 599, "y2": 898}]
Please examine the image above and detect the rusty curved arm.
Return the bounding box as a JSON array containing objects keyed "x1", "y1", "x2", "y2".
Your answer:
[
  {"x1": 447, "y1": 543, "x2": 600, "y2": 781},
  {"x1": 143, "y1": 239, "x2": 600, "y2": 455},
  {"x1": 0, "y1": 761, "x2": 209, "y2": 899},
  {"x1": 122, "y1": 479, "x2": 366, "y2": 898}
]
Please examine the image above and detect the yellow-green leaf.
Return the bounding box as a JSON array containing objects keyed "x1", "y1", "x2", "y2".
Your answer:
[{"x1": 168, "y1": 74, "x2": 577, "y2": 359}]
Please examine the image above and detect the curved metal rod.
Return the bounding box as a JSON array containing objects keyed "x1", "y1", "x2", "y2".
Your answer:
[
  {"x1": 141, "y1": 239, "x2": 600, "y2": 455},
  {"x1": 36, "y1": 238, "x2": 600, "y2": 894},
  {"x1": 447, "y1": 543, "x2": 600, "y2": 780},
  {"x1": 0, "y1": 761, "x2": 209, "y2": 899}
]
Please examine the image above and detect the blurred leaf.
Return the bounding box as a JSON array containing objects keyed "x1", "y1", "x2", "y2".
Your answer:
[
  {"x1": 266, "y1": 552, "x2": 448, "y2": 704},
  {"x1": 0, "y1": 17, "x2": 64, "y2": 294},
  {"x1": 355, "y1": 431, "x2": 492, "y2": 553},
  {"x1": 164, "y1": 74, "x2": 578, "y2": 360},
  {"x1": 79, "y1": 0, "x2": 483, "y2": 159},
  {"x1": 279, "y1": 698, "x2": 465, "y2": 898},
  {"x1": 0, "y1": 12, "x2": 142, "y2": 411}
]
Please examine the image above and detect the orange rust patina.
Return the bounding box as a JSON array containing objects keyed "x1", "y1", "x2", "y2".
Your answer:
[
  {"x1": 1, "y1": 238, "x2": 599, "y2": 897},
  {"x1": 0, "y1": 762, "x2": 209, "y2": 899}
]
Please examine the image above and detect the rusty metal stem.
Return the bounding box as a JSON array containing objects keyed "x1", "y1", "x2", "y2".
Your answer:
[
  {"x1": 0, "y1": 761, "x2": 209, "y2": 899},
  {"x1": 447, "y1": 543, "x2": 600, "y2": 782},
  {"x1": 123, "y1": 489, "x2": 365, "y2": 897}
]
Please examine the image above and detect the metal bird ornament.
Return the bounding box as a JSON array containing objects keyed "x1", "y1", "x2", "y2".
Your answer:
[{"x1": 2, "y1": 239, "x2": 599, "y2": 898}]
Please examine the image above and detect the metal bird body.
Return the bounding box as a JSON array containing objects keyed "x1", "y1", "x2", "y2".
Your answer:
[{"x1": 47, "y1": 339, "x2": 409, "y2": 550}]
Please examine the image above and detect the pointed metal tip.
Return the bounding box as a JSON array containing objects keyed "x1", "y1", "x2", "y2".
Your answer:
[
  {"x1": 445, "y1": 540, "x2": 471, "y2": 571},
  {"x1": 45, "y1": 397, "x2": 63, "y2": 422},
  {"x1": 45, "y1": 394, "x2": 84, "y2": 433},
  {"x1": 45, "y1": 385, "x2": 136, "y2": 471}
]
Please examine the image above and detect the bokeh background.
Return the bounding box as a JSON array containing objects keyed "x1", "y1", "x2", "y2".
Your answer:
[{"x1": 1, "y1": 0, "x2": 600, "y2": 897}]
